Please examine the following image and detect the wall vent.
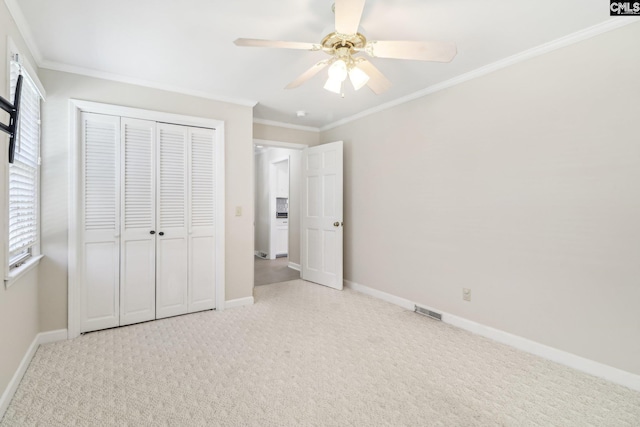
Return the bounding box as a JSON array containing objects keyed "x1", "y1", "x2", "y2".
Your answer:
[{"x1": 414, "y1": 305, "x2": 442, "y2": 321}]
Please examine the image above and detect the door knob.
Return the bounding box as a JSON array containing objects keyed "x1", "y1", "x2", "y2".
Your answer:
[
  {"x1": 333, "y1": 222, "x2": 340, "y2": 227},
  {"x1": 158, "y1": 232, "x2": 164, "y2": 236},
  {"x1": 150, "y1": 230, "x2": 156, "y2": 235}
]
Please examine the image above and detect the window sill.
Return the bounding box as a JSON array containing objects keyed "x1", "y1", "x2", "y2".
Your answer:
[{"x1": 4, "y1": 254, "x2": 44, "y2": 289}]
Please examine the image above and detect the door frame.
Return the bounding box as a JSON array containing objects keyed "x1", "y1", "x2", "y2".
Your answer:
[
  {"x1": 252, "y1": 139, "x2": 307, "y2": 269},
  {"x1": 269, "y1": 156, "x2": 289, "y2": 259},
  {"x1": 68, "y1": 100, "x2": 226, "y2": 339}
]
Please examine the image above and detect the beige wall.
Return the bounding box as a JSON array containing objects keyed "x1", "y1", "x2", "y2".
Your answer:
[
  {"x1": 321, "y1": 23, "x2": 640, "y2": 375},
  {"x1": 255, "y1": 151, "x2": 268, "y2": 256},
  {"x1": 0, "y1": 268, "x2": 39, "y2": 402},
  {"x1": 287, "y1": 149, "x2": 302, "y2": 265},
  {"x1": 253, "y1": 122, "x2": 320, "y2": 146},
  {"x1": 38, "y1": 69, "x2": 255, "y2": 331},
  {"x1": 0, "y1": 2, "x2": 41, "y2": 406}
]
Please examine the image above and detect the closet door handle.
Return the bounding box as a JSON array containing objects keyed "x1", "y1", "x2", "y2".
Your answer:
[
  {"x1": 150, "y1": 230, "x2": 156, "y2": 235},
  {"x1": 158, "y1": 232, "x2": 164, "y2": 236}
]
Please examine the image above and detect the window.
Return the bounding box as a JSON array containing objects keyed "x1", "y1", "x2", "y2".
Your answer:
[{"x1": 7, "y1": 53, "x2": 42, "y2": 271}]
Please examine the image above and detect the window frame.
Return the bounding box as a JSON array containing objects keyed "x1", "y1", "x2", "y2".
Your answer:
[{"x1": 4, "y1": 38, "x2": 45, "y2": 288}]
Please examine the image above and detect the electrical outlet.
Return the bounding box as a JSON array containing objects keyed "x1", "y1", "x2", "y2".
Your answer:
[
  {"x1": 463, "y1": 288, "x2": 471, "y2": 302},
  {"x1": 235, "y1": 206, "x2": 242, "y2": 216}
]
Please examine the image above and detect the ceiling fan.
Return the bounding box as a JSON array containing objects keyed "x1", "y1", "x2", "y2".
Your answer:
[{"x1": 234, "y1": 0, "x2": 457, "y2": 96}]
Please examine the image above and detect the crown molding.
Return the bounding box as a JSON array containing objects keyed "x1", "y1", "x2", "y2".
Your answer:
[
  {"x1": 5, "y1": 0, "x2": 257, "y2": 108},
  {"x1": 253, "y1": 118, "x2": 320, "y2": 133},
  {"x1": 320, "y1": 18, "x2": 640, "y2": 132},
  {"x1": 40, "y1": 60, "x2": 258, "y2": 107},
  {"x1": 4, "y1": 0, "x2": 44, "y2": 64}
]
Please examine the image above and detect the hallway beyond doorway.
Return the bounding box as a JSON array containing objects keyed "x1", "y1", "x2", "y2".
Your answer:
[{"x1": 254, "y1": 256, "x2": 300, "y2": 286}]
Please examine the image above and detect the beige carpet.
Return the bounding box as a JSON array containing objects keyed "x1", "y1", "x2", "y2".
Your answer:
[{"x1": 2, "y1": 280, "x2": 639, "y2": 426}]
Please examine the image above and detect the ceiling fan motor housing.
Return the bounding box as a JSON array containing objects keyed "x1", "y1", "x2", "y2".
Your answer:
[{"x1": 321, "y1": 32, "x2": 367, "y2": 54}]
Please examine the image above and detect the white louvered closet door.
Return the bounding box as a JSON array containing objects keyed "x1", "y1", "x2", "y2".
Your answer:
[
  {"x1": 80, "y1": 113, "x2": 121, "y2": 333},
  {"x1": 155, "y1": 124, "x2": 189, "y2": 319},
  {"x1": 120, "y1": 118, "x2": 157, "y2": 326},
  {"x1": 188, "y1": 127, "x2": 216, "y2": 312}
]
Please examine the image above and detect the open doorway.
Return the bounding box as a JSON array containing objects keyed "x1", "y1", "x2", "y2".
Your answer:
[{"x1": 254, "y1": 140, "x2": 306, "y2": 286}]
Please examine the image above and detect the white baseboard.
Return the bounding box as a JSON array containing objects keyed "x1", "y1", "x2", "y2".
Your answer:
[
  {"x1": 0, "y1": 335, "x2": 39, "y2": 419},
  {"x1": 344, "y1": 280, "x2": 640, "y2": 392},
  {"x1": 442, "y1": 313, "x2": 640, "y2": 392},
  {"x1": 38, "y1": 329, "x2": 68, "y2": 345},
  {"x1": 225, "y1": 296, "x2": 254, "y2": 309},
  {"x1": 0, "y1": 329, "x2": 68, "y2": 420},
  {"x1": 288, "y1": 262, "x2": 301, "y2": 271},
  {"x1": 344, "y1": 280, "x2": 414, "y2": 311}
]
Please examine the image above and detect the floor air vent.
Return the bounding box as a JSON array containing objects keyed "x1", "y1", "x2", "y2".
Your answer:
[{"x1": 414, "y1": 305, "x2": 442, "y2": 321}]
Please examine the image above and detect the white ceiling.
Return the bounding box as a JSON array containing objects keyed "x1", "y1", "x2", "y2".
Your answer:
[{"x1": 9, "y1": 0, "x2": 617, "y2": 129}]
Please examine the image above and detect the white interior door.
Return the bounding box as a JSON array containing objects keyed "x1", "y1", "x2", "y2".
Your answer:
[
  {"x1": 156, "y1": 123, "x2": 189, "y2": 319},
  {"x1": 80, "y1": 113, "x2": 121, "y2": 333},
  {"x1": 301, "y1": 141, "x2": 343, "y2": 289},
  {"x1": 120, "y1": 118, "x2": 157, "y2": 326},
  {"x1": 188, "y1": 127, "x2": 216, "y2": 312}
]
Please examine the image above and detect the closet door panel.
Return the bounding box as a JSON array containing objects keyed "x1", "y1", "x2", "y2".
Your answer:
[
  {"x1": 83, "y1": 242, "x2": 119, "y2": 330},
  {"x1": 156, "y1": 124, "x2": 189, "y2": 319},
  {"x1": 80, "y1": 113, "x2": 121, "y2": 333},
  {"x1": 120, "y1": 118, "x2": 156, "y2": 326},
  {"x1": 188, "y1": 128, "x2": 216, "y2": 312},
  {"x1": 189, "y1": 235, "x2": 215, "y2": 307},
  {"x1": 121, "y1": 239, "x2": 156, "y2": 321}
]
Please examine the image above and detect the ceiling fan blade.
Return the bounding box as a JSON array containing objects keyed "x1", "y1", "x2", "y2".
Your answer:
[
  {"x1": 335, "y1": 0, "x2": 366, "y2": 35},
  {"x1": 363, "y1": 40, "x2": 457, "y2": 62},
  {"x1": 285, "y1": 60, "x2": 331, "y2": 89},
  {"x1": 234, "y1": 38, "x2": 320, "y2": 51},
  {"x1": 356, "y1": 59, "x2": 391, "y2": 95}
]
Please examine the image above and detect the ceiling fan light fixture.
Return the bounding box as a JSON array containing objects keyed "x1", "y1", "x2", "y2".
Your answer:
[
  {"x1": 348, "y1": 66, "x2": 369, "y2": 90},
  {"x1": 323, "y1": 76, "x2": 343, "y2": 94},
  {"x1": 327, "y1": 59, "x2": 348, "y2": 82}
]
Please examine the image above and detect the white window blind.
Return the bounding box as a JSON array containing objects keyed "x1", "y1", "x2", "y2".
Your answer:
[{"x1": 8, "y1": 59, "x2": 41, "y2": 266}]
